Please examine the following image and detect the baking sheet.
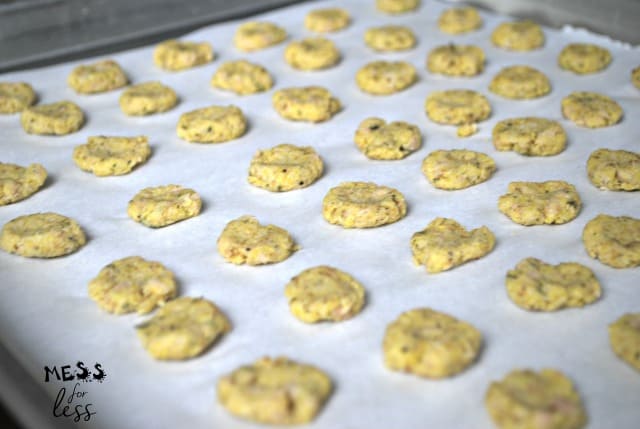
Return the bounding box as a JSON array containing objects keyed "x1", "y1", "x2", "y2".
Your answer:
[{"x1": 0, "y1": 0, "x2": 639, "y2": 428}]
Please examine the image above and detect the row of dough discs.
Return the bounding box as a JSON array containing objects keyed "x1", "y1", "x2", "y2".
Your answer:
[{"x1": 1, "y1": 1, "x2": 639, "y2": 428}]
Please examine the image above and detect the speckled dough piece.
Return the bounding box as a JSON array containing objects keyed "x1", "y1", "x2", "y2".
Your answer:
[
  {"x1": 248, "y1": 144, "x2": 323, "y2": 191},
  {"x1": 356, "y1": 61, "x2": 417, "y2": 95},
  {"x1": 285, "y1": 38, "x2": 340, "y2": 71},
  {"x1": 561, "y1": 92, "x2": 623, "y2": 128},
  {"x1": 20, "y1": 101, "x2": 84, "y2": 135},
  {"x1": 383, "y1": 308, "x2": 482, "y2": 378},
  {"x1": 506, "y1": 258, "x2": 601, "y2": 312},
  {"x1": 217, "y1": 215, "x2": 297, "y2": 265},
  {"x1": 304, "y1": 8, "x2": 350, "y2": 32},
  {"x1": 67, "y1": 60, "x2": 128, "y2": 94},
  {"x1": 234, "y1": 21, "x2": 287, "y2": 52},
  {"x1": 72, "y1": 135, "x2": 151, "y2": 176},
  {"x1": 136, "y1": 297, "x2": 230, "y2": 360},
  {"x1": 498, "y1": 181, "x2": 581, "y2": 226},
  {"x1": 119, "y1": 82, "x2": 178, "y2": 116},
  {"x1": 492, "y1": 117, "x2": 567, "y2": 156},
  {"x1": 582, "y1": 214, "x2": 640, "y2": 268},
  {"x1": 587, "y1": 149, "x2": 640, "y2": 191},
  {"x1": 272, "y1": 86, "x2": 341, "y2": 122},
  {"x1": 425, "y1": 89, "x2": 491, "y2": 125},
  {"x1": 0, "y1": 213, "x2": 86, "y2": 258},
  {"x1": 153, "y1": 39, "x2": 213, "y2": 71},
  {"x1": 558, "y1": 43, "x2": 611, "y2": 74},
  {"x1": 177, "y1": 105, "x2": 247, "y2": 143},
  {"x1": 491, "y1": 20, "x2": 544, "y2": 51},
  {"x1": 88, "y1": 256, "x2": 177, "y2": 314},
  {"x1": 489, "y1": 66, "x2": 551, "y2": 99},
  {"x1": 218, "y1": 357, "x2": 332, "y2": 425},
  {"x1": 377, "y1": 0, "x2": 420, "y2": 14},
  {"x1": 284, "y1": 266, "x2": 366, "y2": 323},
  {"x1": 633, "y1": 67, "x2": 640, "y2": 89},
  {"x1": 485, "y1": 369, "x2": 587, "y2": 429},
  {"x1": 354, "y1": 117, "x2": 421, "y2": 160},
  {"x1": 438, "y1": 7, "x2": 482, "y2": 34},
  {"x1": 0, "y1": 82, "x2": 36, "y2": 114},
  {"x1": 211, "y1": 60, "x2": 273, "y2": 95},
  {"x1": 127, "y1": 185, "x2": 202, "y2": 228},
  {"x1": 0, "y1": 163, "x2": 47, "y2": 206},
  {"x1": 421, "y1": 149, "x2": 496, "y2": 190},
  {"x1": 427, "y1": 44, "x2": 485, "y2": 77},
  {"x1": 364, "y1": 26, "x2": 416, "y2": 52},
  {"x1": 609, "y1": 313, "x2": 640, "y2": 371},
  {"x1": 410, "y1": 218, "x2": 495, "y2": 273},
  {"x1": 322, "y1": 181, "x2": 407, "y2": 228}
]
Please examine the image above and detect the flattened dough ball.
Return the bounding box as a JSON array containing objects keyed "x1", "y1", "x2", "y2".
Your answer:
[
  {"x1": 609, "y1": 313, "x2": 640, "y2": 371},
  {"x1": 217, "y1": 215, "x2": 298, "y2": 265},
  {"x1": 558, "y1": 43, "x2": 611, "y2": 74},
  {"x1": 489, "y1": 65, "x2": 551, "y2": 99},
  {"x1": 322, "y1": 181, "x2": 407, "y2": 228},
  {"x1": 284, "y1": 38, "x2": 340, "y2": 71},
  {"x1": 498, "y1": 181, "x2": 581, "y2": 226},
  {"x1": 304, "y1": 8, "x2": 350, "y2": 32},
  {"x1": 383, "y1": 308, "x2": 482, "y2": 378},
  {"x1": 0, "y1": 212, "x2": 86, "y2": 258},
  {"x1": 21, "y1": 101, "x2": 84, "y2": 135},
  {"x1": 153, "y1": 39, "x2": 213, "y2": 71},
  {"x1": 0, "y1": 82, "x2": 36, "y2": 114},
  {"x1": 421, "y1": 149, "x2": 496, "y2": 190},
  {"x1": 285, "y1": 266, "x2": 366, "y2": 323},
  {"x1": 67, "y1": 60, "x2": 128, "y2": 94},
  {"x1": 492, "y1": 117, "x2": 567, "y2": 156},
  {"x1": 410, "y1": 218, "x2": 495, "y2": 273},
  {"x1": 633, "y1": 67, "x2": 640, "y2": 89},
  {"x1": 427, "y1": 44, "x2": 485, "y2": 77},
  {"x1": 119, "y1": 81, "x2": 178, "y2": 116},
  {"x1": 211, "y1": 60, "x2": 273, "y2": 95},
  {"x1": 587, "y1": 149, "x2": 640, "y2": 191},
  {"x1": 248, "y1": 144, "x2": 323, "y2": 192},
  {"x1": 72, "y1": 135, "x2": 151, "y2": 176},
  {"x1": 127, "y1": 185, "x2": 202, "y2": 228},
  {"x1": 561, "y1": 92, "x2": 622, "y2": 128},
  {"x1": 0, "y1": 162, "x2": 47, "y2": 206},
  {"x1": 506, "y1": 258, "x2": 601, "y2": 311},
  {"x1": 272, "y1": 86, "x2": 341, "y2": 122},
  {"x1": 376, "y1": 0, "x2": 420, "y2": 14},
  {"x1": 425, "y1": 89, "x2": 491, "y2": 126},
  {"x1": 438, "y1": 7, "x2": 482, "y2": 34},
  {"x1": 218, "y1": 356, "x2": 332, "y2": 425},
  {"x1": 136, "y1": 297, "x2": 230, "y2": 360},
  {"x1": 356, "y1": 61, "x2": 417, "y2": 95},
  {"x1": 582, "y1": 214, "x2": 640, "y2": 268},
  {"x1": 234, "y1": 22, "x2": 287, "y2": 52},
  {"x1": 88, "y1": 256, "x2": 177, "y2": 314},
  {"x1": 177, "y1": 105, "x2": 247, "y2": 143},
  {"x1": 485, "y1": 369, "x2": 587, "y2": 429},
  {"x1": 364, "y1": 26, "x2": 416, "y2": 52},
  {"x1": 491, "y1": 20, "x2": 544, "y2": 51},
  {"x1": 354, "y1": 117, "x2": 421, "y2": 160}
]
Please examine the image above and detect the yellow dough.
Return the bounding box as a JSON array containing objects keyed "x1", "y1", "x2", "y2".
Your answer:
[
  {"x1": 217, "y1": 215, "x2": 298, "y2": 265},
  {"x1": 127, "y1": 185, "x2": 202, "y2": 228},
  {"x1": 491, "y1": 20, "x2": 545, "y2": 51},
  {"x1": 354, "y1": 117, "x2": 421, "y2": 160},
  {"x1": 211, "y1": 60, "x2": 273, "y2": 95},
  {"x1": 356, "y1": 61, "x2": 417, "y2": 95},
  {"x1": 582, "y1": 214, "x2": 640, "y2": 268},
  {"x1": 248, "y1": 143, "x2": 323, "y2": 192},
  {"x1": 561, "y1": 92, "x2": 623, "y2": 128},
  {"x1": 119, "y1": 81, "x2": 178, "y2": 116},
  {"x1": 410, "y1": 218, "x2": 495, "y2": 273},
  {"x1": 88, "y1": 256, "x2": 177, "y2": 314},
  {"x1": 421, "y1": 149, "x2": 496, "y2": 190},
  {"x1": 0, "y1": 212, "x2": 86, "y2": 258},
  {"x1": 153, "y1": 39, "x2": 214, "y2": 71},
  {"x1": 284, "y1": 38, "x2": 340, "y2": 71},
  {"x1": 272, "y1": 86, "x2": 341, "y2": 122},
  {"x1": 0, "y1": 162, "x2": 47, "y2": 206},
  {"x1": 364, "y1": 26, "x2": 416, "y2": 52},
  {"x1": 72, "y1": 135, "x2": 151, "y2": 176},
  {"x1": 284, "y1": 266, "x2": 366, "y2": 323},
  {"x1": 0, "y1": 82, "x2": 37, "y2": 114},
  {"x1": 558, "y1": 43, "x2": 611, "y2": 74},
  {"x1": 492, "y1": 117, "x2": 567, "y2": 156},
  {"x1": 489, "y1": 65, "x2": 551, "y2": 99},
  {"x1": 383, "y1": 308, "x2": 482, "y2": 378},
  {"x1": 485, "y1": 369, "x2": 587, "y2": 429},
  {"x1": 633, "y1": 66, "x2": 640, "y2": 89},
  {"x1": 427, "y1": 44, "x2": 485, "y2": 77},
  {"x1": 304, "y1": 8, "x2": 350, "y2": 32},
  {"x1": 498, "y1": 181, "x2": 581, "y2": 226},
  {"x1": 587, "y1": 148, "x2": 640, "y2": 191},
  {"x1": 234, "y1": 22, "x2": 287, "y2": 52},
  {"x1": 425, "y1": 89, "x2": 491, "y2": 125},
  {"x1": 376, "y1": 0, "x2": 420, "y2": 14},
  {"x1": 322, "y1": 181, "x2": 407, "y2": 228},
  {"x1": 438, "y1": 7, "x2": 482, "y2": 34},
  {"x1": 67, "y1": 60, "x2": 128, "y2": 94},
  {"x1": 218, "y1": 356, "x2": 332, "y2": 425},
  {"x1": 21, "y1": 101, "x2": 84, "y2": 135},
  {"x1": 609, "y1": 313, "x2": 640, "y2": 371},
  {"x1": 136, "y1": 297, "x2": 230, "y2": 360},
  {"x1": 176, "y1": 105, "x2": 247, "y2": 143},
  {"x1": 506, "y1": 258, "x2": 601, "y2": 311}
]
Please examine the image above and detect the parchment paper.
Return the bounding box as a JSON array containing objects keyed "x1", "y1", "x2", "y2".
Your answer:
[{"x1": 0, "y1": 1, "x2": 638, "y2": 428}]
